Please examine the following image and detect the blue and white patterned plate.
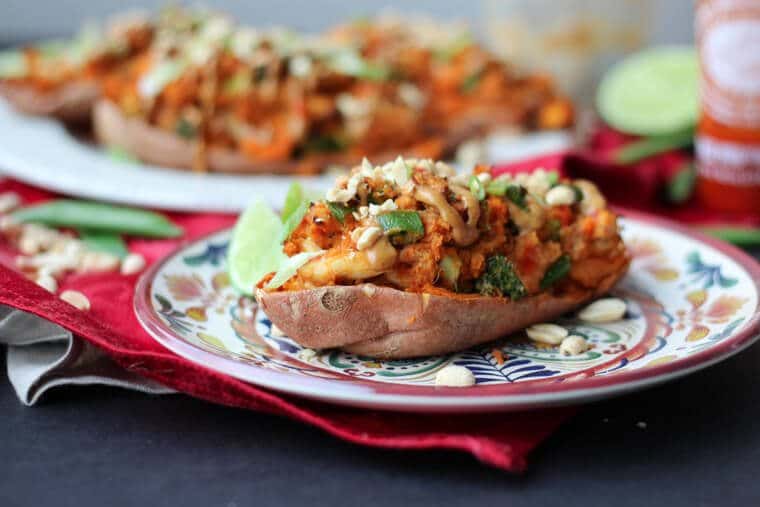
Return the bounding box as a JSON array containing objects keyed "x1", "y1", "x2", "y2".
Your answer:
[{"x1": 135, "y1": 212, "x2": 760, "y2": 412}]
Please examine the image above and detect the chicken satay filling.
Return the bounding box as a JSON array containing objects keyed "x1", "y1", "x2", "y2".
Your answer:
[{"x1": 264, "y1": 157, "x2": 628, "y2": 299}]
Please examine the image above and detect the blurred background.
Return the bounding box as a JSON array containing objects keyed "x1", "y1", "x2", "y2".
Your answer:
[
  {"x1": 0, "y1": 0, "x2": 694, "y2": 46},
  {"x1": 0, "y1": 0, "x2": 695, "y2": 110}
]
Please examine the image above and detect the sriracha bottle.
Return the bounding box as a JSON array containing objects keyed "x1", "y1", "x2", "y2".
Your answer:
[{"x1": 695, "y1": 0, "x2": 760, "y2": 214}]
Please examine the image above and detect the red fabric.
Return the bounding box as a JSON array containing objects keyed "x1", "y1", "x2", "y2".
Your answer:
[
  {"x1": 567, "y1": 125, "x2": 760, "y2": 227},
  {"x1": 493, "y1": 126, "x2": 759, "y2": 227},
  {"x1": 0, "y1": 178, "x2": 575, "y2": 473}
]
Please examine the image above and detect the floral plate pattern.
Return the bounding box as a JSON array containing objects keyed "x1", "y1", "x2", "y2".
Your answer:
[{"x1": 135, "y1": 211, "x2": 760, "y2": 412}]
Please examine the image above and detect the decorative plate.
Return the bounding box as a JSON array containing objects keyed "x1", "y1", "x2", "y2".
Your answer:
[
  {"x1": 0, "y1": 100, "x2": 571, "y2": 212},
  {"x1": 134, "y1": 211, "x2": 760, "y2": 412}
]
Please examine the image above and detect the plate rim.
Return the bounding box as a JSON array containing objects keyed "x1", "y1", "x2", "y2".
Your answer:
[{"x1": 134, "y1": 208, "x2": 760, "y2": 411}]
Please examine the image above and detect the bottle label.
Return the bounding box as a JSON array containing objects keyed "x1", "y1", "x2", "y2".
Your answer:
[
  {"x1": 697, "y1": 136, "x2": 760, "y2": 185},
  {"x1": 697, "y1": 0, "x2": 760, "y2": 129}
]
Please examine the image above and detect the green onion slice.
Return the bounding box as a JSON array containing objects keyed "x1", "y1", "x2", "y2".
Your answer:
[
  {"x1": 326, "y1": 201, "x2": 354, "y2": 223},
  {"x1": 540, "y1": 254, "x2": 572, "y2": 290},
  {"x1": 469, "y1": 175, "x2": 486, "y2": 201}
]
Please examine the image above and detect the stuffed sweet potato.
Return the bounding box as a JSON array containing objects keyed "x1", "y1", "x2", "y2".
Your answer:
[
  {"x1": 0, "y1": 14, "x2": 153, "y2": 122},
  {"x1": 256, "y1": 158, "x2": 629, "y2": 358},
  {"x1": 94, "y1": 10, "x2": 572, "y2": 173}
]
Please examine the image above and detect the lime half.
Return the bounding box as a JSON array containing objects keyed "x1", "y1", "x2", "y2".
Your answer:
[
  {"x1": 597, "y1": 46, "x2": 698, "y2": 136},
  {"x1": 228, "y1": 200, "x2": 286, "y2": 296}
]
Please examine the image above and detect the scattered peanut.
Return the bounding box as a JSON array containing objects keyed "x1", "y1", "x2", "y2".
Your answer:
[
  {"x1": 78, "y1": 251, "x2": 121, "y2": 273},
  {"x1": 0, "y1": 215, "x2": 18, "y2": 232},
  {"x1": 18, "y1": 235, "x2": 41, "y2": 255},
  {"x1": 559, "y1": 335, "x2": 590, "y2": 356},
  {"x1": 545, "y1": 185, "x2": 577, "y2": 206},
  {"x1": 120, "y1": 253, "x2": 146, "y2": 275},
  {"x1": 578, "y1": 298, "x2": 627, "y2": 323},
  {"x1": 433, "y1": 161, "x2": 456, "y2": 178},
  {"x1": 60, "y1": 290, "x2": 90, "y2": 311},
  {"x1": 296, "y1": 348, "x2": 318, "y2": 362},
  {"x1": 526, "y1": 323, "x2": 568, "y2": 345},
  {"x1": 0, "y1": 192, "x2": 21, "y2": 214},
  {"x1": 355, "y1": 226, "x2": 383, "y2": 251},
  {"x1": 368, "y1": 199, "x2": 397, "y2": 216},
  {"x1": 35, "y1": 273, "x2": 58, "y2": 293},
  {"x1": 435, "y1": 365, "x2": 476, "y2": 387},
  {"x1": 525, "y1": 169, "x2": 552, "y2": 196}
]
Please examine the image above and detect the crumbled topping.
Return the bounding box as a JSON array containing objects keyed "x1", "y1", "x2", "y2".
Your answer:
[{"x1": 369, "y1": 199, "x2": 397, "y2": 216}]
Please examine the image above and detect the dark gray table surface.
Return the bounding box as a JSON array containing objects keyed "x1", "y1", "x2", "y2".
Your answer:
[{"x1": 2, "y1": 330, "x2": 760, "y2": 507}]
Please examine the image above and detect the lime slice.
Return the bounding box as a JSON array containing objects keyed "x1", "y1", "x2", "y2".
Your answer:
[
  {"x1": 597, "y1": 47, "x2": 698, "y2": 136},
  {"x1": 228, "y1": 200, "x2": 286, "y2": 296},
  {"x1": 281, "y1": 182, "x2": 307, "y2": 224}
]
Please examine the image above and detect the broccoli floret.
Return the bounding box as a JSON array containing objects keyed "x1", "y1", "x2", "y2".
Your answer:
[{"x1": 475, "y1": 255, "x2": 526, "y2": 299}]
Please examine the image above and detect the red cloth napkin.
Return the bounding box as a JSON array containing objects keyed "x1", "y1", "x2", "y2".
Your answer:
[
  {"x1": 0, "y1": 178, "x2": 575, "y2": 473},
  {"x1": 492, "y1": 126, "x2": 759, "y2": 229},
  {"x1": 564, "y1": 125, "x2": 760, "y2": 227}
]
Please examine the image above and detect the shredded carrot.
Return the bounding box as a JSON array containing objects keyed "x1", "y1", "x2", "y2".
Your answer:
[{"x1": 492, "y1": 349, "x2": 505, "y2": 365}]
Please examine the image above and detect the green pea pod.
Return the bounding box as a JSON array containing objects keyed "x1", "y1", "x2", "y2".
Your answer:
[
  {"x1": 700, "y1": 226, "x2": 760, "y2": 247},
  {"x1": 13, "y1": 200, "x2": 183, "y2": 238},
  {"x1": 77, "y1": 229, "x2": 129, "y2": 259},
  {"x1": 667, "y1": 162, "x2": 697, "y2": 204},
  {"x1": 613, "y1": 128, "x2": 694, "y2": 164}
]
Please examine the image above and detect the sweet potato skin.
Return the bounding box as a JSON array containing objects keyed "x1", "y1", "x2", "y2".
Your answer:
[
  {"x1": 257, "y1": 263, "x2": 627, "y2": 359},
  {"x1": 0, "y1": 80, "x2": 99, "y2": 123}
]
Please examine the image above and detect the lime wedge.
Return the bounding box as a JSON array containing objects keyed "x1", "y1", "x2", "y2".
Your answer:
[
  {"x1": 228, "y1": 200, "x2": 286, "y2": 296},
  {"x1": 281, "y1": 182, "x2": 307, "y2": 224},
  {"x1": 597, "y1": 47, "x2": 698, "y2": 136}
]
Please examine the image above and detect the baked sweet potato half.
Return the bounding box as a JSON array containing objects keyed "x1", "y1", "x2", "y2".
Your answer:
[
  {"x1": 0, "y1": 17, "x2": 153, "y2": 123},
  {"x1": 93, "y1": 99, "x2": 455, "y2": 174},
  {"x1": 0, "y1": 80, "x2": 99, "y2": 123},
  {"x1": 254, "y1": 158, "x2": 630, "y2": 359}
]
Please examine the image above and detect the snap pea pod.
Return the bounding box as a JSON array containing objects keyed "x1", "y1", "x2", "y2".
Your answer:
[
  {"x1": 613, "y1": 128, "x2": 694, "y2": 164},
  {"x1": 13, "y1": 200, "x2": 182, "y2": 238},
  {"x1": 700, "y1": 226, "x2": 760, "y2": 247},
  {"x1": 77, "y1": 229, "x2": 129, "y2": 259}
]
